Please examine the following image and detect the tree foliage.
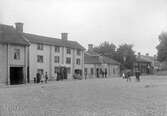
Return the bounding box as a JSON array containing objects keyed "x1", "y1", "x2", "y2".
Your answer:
[
  {"x1": 93, "y1": 41, "x2": 117, "y2": 59},
  {"x1": 156, "y1": 32, "x2": 167, "y2": 62},
  {"x1": 93, "y1": 42, "x2": 136, "y2": 70},
  {"x1": 116, "y1": 44, "x2": 136, "y2": 70}
]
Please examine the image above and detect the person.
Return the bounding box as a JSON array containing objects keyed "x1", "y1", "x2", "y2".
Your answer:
[
  {"x1": 41, "y1": 72, "x2": 45, "y2": 83},
  {"x1": 135, "y1": 70, "x2": 140, "y2": 82},
  {"x1": 36, "y1": 72, "x2": 41, "y2": 83},
  {"x1": 126, "y1": 71, "x2": 131, "y2": 82},
  {"x1": 104, "y1": 69, "x2": 107, "y2": 78},
  {"x1": 34, "y1": 77, "x2": 37, "y2": 83},
  {"x1": 45, "y1": 72, "x2": 48, "y2": 83},
  {"x1": 122, "y1": 73, "x2": 125, "y2": 79}
]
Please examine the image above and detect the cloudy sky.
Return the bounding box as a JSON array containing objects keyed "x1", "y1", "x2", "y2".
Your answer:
[{"x1": 1, "y1": 0, "x2": 167, "y2": 55}]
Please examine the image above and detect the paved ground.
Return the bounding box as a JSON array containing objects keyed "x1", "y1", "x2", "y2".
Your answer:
[{"x1": 0, "y1": 75, "x2": 167, "y2": 116}]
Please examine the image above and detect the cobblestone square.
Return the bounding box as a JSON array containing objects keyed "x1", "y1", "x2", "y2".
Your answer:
[{"x1": 0, "y1": 76, "x2": 167, "y2": 116}]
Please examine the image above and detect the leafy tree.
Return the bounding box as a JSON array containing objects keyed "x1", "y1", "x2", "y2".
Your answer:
[
  {"x1": 156, "y1": 32, "x2": 167, "y2": 62},
  {"x1": 116, "y1": 44, "x2": 136, "y2": 70},
  {"x1": 93, "y1": 41, "x2": 117, "y2": 59}
]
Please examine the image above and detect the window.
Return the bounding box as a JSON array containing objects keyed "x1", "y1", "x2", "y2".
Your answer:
[
  {"x1": 54, "y1": 56, "x2": 60, "y2": 63},
  {"x1": 37, "y1": 44, "x2": 43, "y2": 50},
  {"x1": 66, "y1": 48, "x2": 71, "y2": 54},
  {"x1": 76, "y1": 58, "x2": 80, "y2": 65},
  {"x1": 67, "y1": 67, "x2": 71, "y2": 74},
  {"x1": 37, "y1": 55, "x2": 44, "y2": 63},
  {"x1": 91, "y1": 68, "x2": 94, "y2": 75},
  {"x1": 37, "y1": 69, "x2": 44, "y2": 74},
  {"x1": 66, "y1": 57, "x2": 71, "y2": 64},
  {"x1": 55, "y1": 46, "x2": 60, "y2": 53},
  {"x1": 14, "y1": 49, "x2": 20, "y2": 60},
  {"x1": 54, "y1": 67, "x2": 59, "y2": 73},
  {"x1": 77, "y1": 49, "x2": 81, "y2": 56}
]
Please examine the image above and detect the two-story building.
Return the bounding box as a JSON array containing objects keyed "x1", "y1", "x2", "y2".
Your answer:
[
  {"x1": 0, "y1": 23, "x2": 30, "y2": 85},
  {"x1": 0, "y1": 22, "x2": 85, "y2": 85}
]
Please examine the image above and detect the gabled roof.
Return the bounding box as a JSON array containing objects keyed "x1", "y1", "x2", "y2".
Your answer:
[
  {"x1": 0, "y1": 24, "x2": 30, "y2": 46},
  {"x1": 84, "y1": 52, "x2": 120, "y2": 65},
  {"x1": 23, "y1": 33, "x2": 85, "y2": 50}
]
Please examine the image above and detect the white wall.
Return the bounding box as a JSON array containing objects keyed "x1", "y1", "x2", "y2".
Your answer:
[
  {"x1": 8, "y1": 45, "x2": 25, "y2": 66},
  {"x1": 0, "y1": 44, "x2": 7, "y2": 83},
  {"x1": 29, "y1": 44, "x2": 50, "y2": 81}
]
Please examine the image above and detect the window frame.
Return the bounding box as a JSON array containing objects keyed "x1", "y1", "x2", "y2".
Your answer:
[
  {"x1": 37, "y1": 55, "x2": 44, "y2": 63},
  {"x1": 14, "y1": 48, "x2": 20, "y2": 60}
]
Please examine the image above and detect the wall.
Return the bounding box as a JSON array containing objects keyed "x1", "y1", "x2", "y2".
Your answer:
[
  {"x1": 8, "y1": 45, "x2": 25, "y2": 66},
  {"x1": 0, "y1": 44, "x2": 7, "y2": 84},
  {"x1": 29, "y1": 44, "x2": 50, "y2": 81}
]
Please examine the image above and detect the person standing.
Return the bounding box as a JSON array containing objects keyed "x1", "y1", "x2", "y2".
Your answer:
[
  {"x1": 45, "y1": 72, "x2": 48, "y2": 83},
  {"x1": 36, "y1": 72, "x2": 40, "y2": 83},
  {"x1": 135, "y1": 70, "x2": 141, "y2": 82},
  {"x1": 41, "y1": 72, "x2": 44, "y2": 83}
]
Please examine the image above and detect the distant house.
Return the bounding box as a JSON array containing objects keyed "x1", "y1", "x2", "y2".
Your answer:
[
  {"x1": 133, "y1": 53, "x2": 159, "y2": 74},
  {"x1": 84, "y1": 44, "x2": 120, "y2": 79},
  {"x1": 0, "y1": 22, "x2": 85, "y2": 85}
]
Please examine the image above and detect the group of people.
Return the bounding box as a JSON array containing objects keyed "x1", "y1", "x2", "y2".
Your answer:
[
  {"x1": 34, "y1": 72, "x2": 48, "y2": 84},
  {"x1": 122, "y1": 70, "x2": 141, "y2": 82}
]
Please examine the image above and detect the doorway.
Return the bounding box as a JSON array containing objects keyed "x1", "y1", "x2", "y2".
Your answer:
[{"x1": 10, "y1": 67, "x2": 24, "y2": 85}]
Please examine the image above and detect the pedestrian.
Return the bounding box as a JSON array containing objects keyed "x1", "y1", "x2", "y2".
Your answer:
[
  {"x1": 104, "y1": 69, "x2": 107, "y2": 78},
  {"x1": 34, "y1": 77, "x2": 37, "y2": 83},
  {"x1": 36, "y1": 72, "x2": 41, "y2": 83},
  {"x1": 122, "y1": 73, "x2": 125, "y2": 79},
  {"x1": 45, "y1": 72, "x2": 48, "y2": 83},
  {"x1": 135, "y1": 70, "x2": 140, "y2": 82},
  {"x1": 126, "y1": 71, "x2": 131, "y2": 82},
  {"x1": 41, "y1": 72, "x2": 45, "y2": 83}
]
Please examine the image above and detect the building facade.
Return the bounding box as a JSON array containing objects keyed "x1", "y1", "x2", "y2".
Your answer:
[
  {"x1": 84, "y1": 44, "x2": 120, "y2": 79},
  {"x1": 0, "y1": 22, "x2": 85, "y2": 85}
]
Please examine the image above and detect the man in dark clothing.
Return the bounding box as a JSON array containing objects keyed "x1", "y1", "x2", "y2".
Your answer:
[
  {"x1": 45, "y1": 72, "x2": 48, "y2": 83},
  {"x1": 36, "y1": 72, "x2": 41, "y2": 83},
  {"x1": 135, "y1": 71, "x2": 141, "y2": 82}
]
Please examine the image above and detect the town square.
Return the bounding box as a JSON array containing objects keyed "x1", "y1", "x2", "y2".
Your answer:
[{"x1": 1, "y1": 0, "x2": 167, "y2": 116}]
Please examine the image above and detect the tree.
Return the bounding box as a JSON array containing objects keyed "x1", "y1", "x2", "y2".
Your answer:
[
  {"x1": 93, "y1": 41, "x2": 117, "y2": 59},
  {"x1": 116, "y1": 44, "x2": 136, "y2": 70},
  {"x1": 156, "y1": 32, "x2": 167, "y2": 62}
]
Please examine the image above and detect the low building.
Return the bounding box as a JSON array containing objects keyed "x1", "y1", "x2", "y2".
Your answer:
[
  {"x1": 0, "y1": 22, "x2": 85, "y2": 85},
  {"x1": 133, "y1": 53, "x2": 157, "y2": 74},
  {"x1": 84, "y1": 44, "x2": 120, "y2": 79}
]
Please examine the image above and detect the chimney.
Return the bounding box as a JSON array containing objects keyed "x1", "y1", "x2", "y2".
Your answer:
[
  {"x1": 15, "y1": 22, "x2": 23, "y2": 33},
  {"x1": 61, "y1": 33, "x2": 68, "y2": 41},
  {"x1": 88, "y1": 44, "x2": 93, "y2": 51}
]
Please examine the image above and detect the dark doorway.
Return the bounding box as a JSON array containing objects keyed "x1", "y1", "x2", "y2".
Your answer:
[{"x1": 10, "y1": 67, "x2": 24, "y2": 85}]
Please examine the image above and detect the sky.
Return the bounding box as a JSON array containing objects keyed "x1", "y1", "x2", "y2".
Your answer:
[{"x1": 1, "y1": 0, "x2": 167, "y2": 56}]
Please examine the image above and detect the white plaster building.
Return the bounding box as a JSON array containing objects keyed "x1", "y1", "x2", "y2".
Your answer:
[
  {"x1": 0, "y1": 23, "x2": 85, "y2": 85},
  {"x1": 84, "y1": 44, "x2": 120, "y2": 79}
]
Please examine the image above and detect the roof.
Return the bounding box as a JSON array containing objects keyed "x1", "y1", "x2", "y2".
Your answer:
[
  {"x1": 102, "y1": 56, "x2": 120, "y2": 65},
  {"x1": 136, "y1": 57, "x2": 152, "y2": 63},
  {"x1": 84, "y1": 52, "x2": 120, "y2": 65},
  {"x1": 23, "y1": 33, "x2": 85, "y2": 50},
  {"x1": 0, "y1": 24, "x2": 30, "y2": 46},
  {"x1": 84, "y1": 53, "x2": 101, "y2": 64}
]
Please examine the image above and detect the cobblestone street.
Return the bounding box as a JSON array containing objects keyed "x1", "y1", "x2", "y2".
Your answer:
[{"x1": 0, "y1": 76, "x2": 167, "y2": 116}]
